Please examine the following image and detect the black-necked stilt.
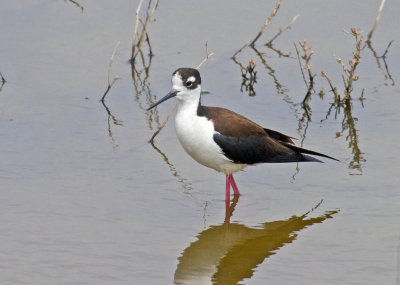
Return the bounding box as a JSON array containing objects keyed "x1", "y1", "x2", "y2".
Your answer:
[{"x1": 147, "y1": 68, "x2": 337, "y2": 201}]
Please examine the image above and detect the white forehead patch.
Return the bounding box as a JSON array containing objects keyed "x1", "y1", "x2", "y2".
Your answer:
[
  {"x1": 187, "y1": 76, "x2": 196, "y2": 83},
  {"x1": 172, "y1": 72, "x2": 183, "y2": 86}
]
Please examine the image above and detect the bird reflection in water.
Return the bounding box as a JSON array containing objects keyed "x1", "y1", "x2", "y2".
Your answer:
[{"x1": 174, "y1": 198, "x2": 338, "y2": 285}]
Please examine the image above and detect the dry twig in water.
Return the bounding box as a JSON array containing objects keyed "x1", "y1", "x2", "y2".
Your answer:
[
  {"x1": 149, "y1": 101, "x2": 178, "y2": 143},
  {"x1": 149, "y1": 52, "x2": 215, "y2": 143},
  {"x1": 232, "y1": 0, "x2": 282, "y2": 59},
  {"x1": 266, "y1": 14, "x2": 299, "y2": 47},
  {"x1": 250, "y1": 0, "x2": 282, "y2": 46},
  {"x1": 362, "y1": 0, "x2": 393, "y2": 85},
  {"x1": 196, "y1": 52, "x2": 215, "y2": 70},
  {"x1": 101, "y1": 41, "x2": 121, "y2": 102},
  {"x1": 131, "y1": 0, "x2": 159, "y2": 62},
  {"x1": 365, "y1": 0, "x2": 386, "y2": 45},
  {"x1": 321, "y1": 71, "x2": 339, "y2": 100},
  {"x1": 294, "y1": 42, "x2": 307, "y2": 86}
]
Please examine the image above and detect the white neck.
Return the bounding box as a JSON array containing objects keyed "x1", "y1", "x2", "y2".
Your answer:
[{"x1": 176, "y1": 86, "x2": 201, "y2": 115}]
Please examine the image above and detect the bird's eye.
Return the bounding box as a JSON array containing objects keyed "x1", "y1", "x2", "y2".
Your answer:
[{"x1": 185, "y1": 81, "x2": 193, "y2": 87}]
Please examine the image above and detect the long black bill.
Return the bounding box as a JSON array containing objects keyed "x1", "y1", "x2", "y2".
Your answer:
[{"x1": 146, "y1": 90, "x2": 178, "y2": 111}]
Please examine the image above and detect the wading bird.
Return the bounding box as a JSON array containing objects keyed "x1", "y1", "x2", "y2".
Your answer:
[{"x1": 147, "y1": 68, "x2": 337, "y2": 201}]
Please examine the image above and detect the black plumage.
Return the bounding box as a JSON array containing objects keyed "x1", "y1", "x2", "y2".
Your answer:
[{"x1": 198, "y1": 104, "x2": 337, "y2": 164}]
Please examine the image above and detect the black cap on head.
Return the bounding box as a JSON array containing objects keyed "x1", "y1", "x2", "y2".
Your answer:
[{"x1": 173, "y1": 68, "x2": 201, "y2": 90}]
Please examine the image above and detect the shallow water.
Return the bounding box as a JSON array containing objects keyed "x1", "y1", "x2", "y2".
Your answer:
[{"x1": 1, "y1": 0, "x2": 399, "y2": 284}]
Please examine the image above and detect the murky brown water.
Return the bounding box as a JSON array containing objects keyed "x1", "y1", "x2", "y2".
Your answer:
[{"x1": 1, "y1": 0, "x2": 399, "y2": 284}]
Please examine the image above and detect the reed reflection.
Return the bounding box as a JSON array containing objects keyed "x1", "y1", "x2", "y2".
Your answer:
[
  {"x1": 135, "y1": 58, "x2": 192, "y2": 192},
  {"x1": 232, "y1": 46, "x2": 291, "y2": 98},
  {"x1": 0, "y1": 72, "x2": 5, "y2": 93},
  {"x1": 130, "y1": 3, "x2": 194, "y2": 193},
  {"x1": 65, "y1": 0, "x2": 84, "y2": 12},
  {"x1": 131, "y1": 57, "x2": 163, "y2": 133},
  {"x1": 101, "y1": 99, "x2": 123, "y2": 150},
  {"x1": 130, "y1": 0, "x2": 164, "y2": 134},
  {"x1": 150, "y1": 141, "x2": 192, "y2": 193},
  {"x1": 252, "y1": 45, "x2": 291, "y2": 96},
  {"x1": 322, "y1": 97, "x2": 365, "y2": 174},
  {"x1": 175, "y1": 199, "x2": 338, "y2": 285},
  {"x1": 365, "y1": 40, "x2": 395, "y2": 86}
]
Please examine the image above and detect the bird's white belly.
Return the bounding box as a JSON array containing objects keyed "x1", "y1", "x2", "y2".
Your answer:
[{"x1": 175, "y1": 111, "x2": 246, "y2": 174}]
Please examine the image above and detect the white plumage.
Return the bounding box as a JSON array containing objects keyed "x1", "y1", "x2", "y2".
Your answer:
[{"x1": 173, "y1": 72, "x2": 246, "y2": 174}]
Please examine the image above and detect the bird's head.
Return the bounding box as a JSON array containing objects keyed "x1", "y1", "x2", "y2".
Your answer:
[{"x1": 147, "y1": 68, "x2": 202, "y2": 111}]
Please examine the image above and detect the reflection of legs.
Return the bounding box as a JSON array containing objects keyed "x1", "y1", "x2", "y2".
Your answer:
[
  {"x1": 225, "y1": 175, "x2": 231, "y2": 202},
  {"x1": 229, "y1": 174, "x2": 240, "y2": 196},
  {"x1": 224, "y1": 195, "x2": 240, "y2": 225}
]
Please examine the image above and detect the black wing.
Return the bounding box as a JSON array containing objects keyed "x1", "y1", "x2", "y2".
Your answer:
[{"x1": 213, "y1": 133, "x2": 323, "y2": 164}]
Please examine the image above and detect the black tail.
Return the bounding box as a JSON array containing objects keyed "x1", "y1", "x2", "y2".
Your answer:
[{"x1": 282, "y1": 142, "x2": 339, "y2": 162}]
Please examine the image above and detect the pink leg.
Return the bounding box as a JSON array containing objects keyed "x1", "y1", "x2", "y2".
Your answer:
[
  {"x1": 229, "y1": 174, "x2": 241, "y2": 196},
  {"x1": 225, "y1": 175, "x2": 231, "y2": 201}
]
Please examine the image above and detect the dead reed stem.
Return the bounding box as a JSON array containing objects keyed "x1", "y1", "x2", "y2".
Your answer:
[
  {"x1": 196, "y1": 52, "x2": 215, "y2": 69},
  {"x1": 231, "y1": 43, "x2": 251, "y2": 59},
  {"x1": 250, "y1": 0, "x2": 282, "y2": 46},
  {"x1": 131, "y1": 0, "x2": 159, "y2": 62},
  {"x1": 266, "y1": 14, "x2": 299, "y2": 46},
  {"x1": 294, "y1": 40, "x2": 315, "y2": 103},
  {"x1": 321, "y1": 71, "x2": 339, "y2": 100},
  {"x1": 365, "y1": 0, "x2": 386, "y2": 45},
  {"x1": 149, "y1": 102, "x2": 178, "y2": 143},
  {"x1": 299, "y1": 41, "x2": 315, "y2": 84},
  {"x1": 101, "y1": 41, "x2": 121, "y2": 102},
  {"x1": 108, "y1": 41, "x2": 120, "y2": 86},
  {"x1": 131, "y1": 0, "x2": 144, "y2": 60},
  {"x1": 363, "y1": 0, "x2": 392, "y2": 84},
  {"x1": 294, "y1": 42, "x2": 308, "y2": 88},
  {"x1": 232, "y1": 0, "x2": 282, "y2": 59}
]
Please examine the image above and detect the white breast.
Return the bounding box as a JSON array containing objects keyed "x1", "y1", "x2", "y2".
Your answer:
[{"x1": 174, "y1": 105, "x2": 246, "y2": 174}]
